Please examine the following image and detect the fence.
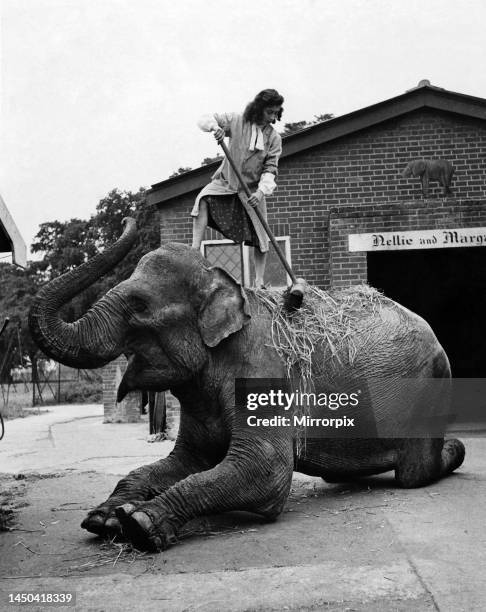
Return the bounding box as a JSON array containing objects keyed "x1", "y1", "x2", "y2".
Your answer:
[{"x1": 0, "y1": 363, "x2": 102, "y2": 417}]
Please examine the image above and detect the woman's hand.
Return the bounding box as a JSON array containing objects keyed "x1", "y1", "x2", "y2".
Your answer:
[
  {"x1": 247, "y1": 190, "x2": 264, "y2": 208},
  {"x1": 213, "y1": 128, "x2": 225, "y2": 144}
]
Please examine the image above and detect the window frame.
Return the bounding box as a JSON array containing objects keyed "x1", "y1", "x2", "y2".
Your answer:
[{"x1": 201, "y1": 236, "x2": 292, "y2": 289}]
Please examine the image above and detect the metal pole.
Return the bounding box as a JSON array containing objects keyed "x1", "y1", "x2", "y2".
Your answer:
[
  {"x1": 32, "y1": 364, "x2": 36, "y2": 407},
  {"x1": 57, "y1": 362, "x2": 61, "y2": 403}
]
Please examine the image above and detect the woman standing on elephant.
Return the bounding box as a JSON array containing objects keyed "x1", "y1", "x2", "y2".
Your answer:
[{"x1": 191, "y1": 89, "x2": 284, "y2": 289}]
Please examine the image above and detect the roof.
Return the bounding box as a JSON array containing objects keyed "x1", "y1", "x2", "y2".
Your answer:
[
  {"x1": 148, "y1": 81, "x2": 486, "y2": 207},
  {"x1": 0, "y1": 195, "x2": 27, "y2": 267}
]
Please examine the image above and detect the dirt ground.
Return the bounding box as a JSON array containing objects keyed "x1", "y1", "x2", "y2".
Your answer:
[{"x1": 0, "y1": 406, "x2": 485, "y2": 611}]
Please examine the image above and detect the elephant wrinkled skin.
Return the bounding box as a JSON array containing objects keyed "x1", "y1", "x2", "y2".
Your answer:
[{"x1": 29, "y1": 219, "x2": 465, "y2": 552}]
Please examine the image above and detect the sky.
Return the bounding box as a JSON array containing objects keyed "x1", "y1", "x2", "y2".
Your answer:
[{"x1": 2, "y1": 0, "x2": 486, "y2": 257}]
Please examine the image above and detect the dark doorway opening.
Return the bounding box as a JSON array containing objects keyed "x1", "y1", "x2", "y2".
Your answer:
[{"x1": 367, "y1": 247, "x2": 486, "y2": 378}]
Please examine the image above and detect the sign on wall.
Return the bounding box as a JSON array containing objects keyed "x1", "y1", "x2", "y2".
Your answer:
[{"x1": 348, "y1": 227, "x2": 486, "y2": 252}]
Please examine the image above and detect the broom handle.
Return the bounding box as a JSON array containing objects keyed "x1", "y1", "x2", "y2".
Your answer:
[
  {"x1": 219, "y1": 141, "x2": 297, "y2": 284},
  {"x1": 0, "y1": 318, "x2": 9, "y2": 338}
]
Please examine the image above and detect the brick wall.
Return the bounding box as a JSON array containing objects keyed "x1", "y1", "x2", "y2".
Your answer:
[
  {"x1": 158, "y1": 108, "x2": 486, "y2": 289},
  {"x1": 102, "y1": 356, "x2": 141, "y2": 423},
  {"x1": 160, "y1": 197, "x2": 194, "y2": 245},
  {"x1": 165, "y1": 392, "x2": 180, "y2": 438},
  {"x1": 328, "y1": 199, "x2": 486, "y2": 286}
]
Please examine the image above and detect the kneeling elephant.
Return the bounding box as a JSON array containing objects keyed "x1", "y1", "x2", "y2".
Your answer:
[{"x1": 29, "y1": 218, "x2": 465, "y2": 551}]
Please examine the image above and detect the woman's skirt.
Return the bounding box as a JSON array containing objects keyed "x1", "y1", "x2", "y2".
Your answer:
[{"x1": 202, "y1": 194, "x2": 262, "y2": 251}]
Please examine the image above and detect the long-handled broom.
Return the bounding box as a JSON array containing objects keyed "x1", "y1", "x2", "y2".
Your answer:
[{"x1": 219, "y1": 141, "x2": 306, "y2": 311}]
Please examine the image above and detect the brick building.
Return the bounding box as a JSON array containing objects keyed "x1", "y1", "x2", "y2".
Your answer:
[
  {"x1": 147, "y1": 81, "x2": 486, "y2": 383},
  {"x1": 0, "y1": 194, "x2": 26, "y2": 268}
]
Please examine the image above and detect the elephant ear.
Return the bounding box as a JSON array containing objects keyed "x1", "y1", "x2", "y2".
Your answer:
[
  {"x1": 412, "y1": 160, "x2": 426, "y2": 176},
  {"x1": 198, "y1": 267, "x2": 251, "y2": 347}
]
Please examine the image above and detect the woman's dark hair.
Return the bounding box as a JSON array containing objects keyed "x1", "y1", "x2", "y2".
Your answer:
[{"x1": 243, "y1": 89, "x2": 284, "y2": 124}]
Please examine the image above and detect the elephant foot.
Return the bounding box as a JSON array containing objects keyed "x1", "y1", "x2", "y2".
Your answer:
[
  {"x1": 442, "y1": 438, "x2": 465, "y2": 474},
  {"x1": 115, "y1": 503, "x2": 178, "y2": 552},
  {"x1": 81, "y1": 506, "x2": 122, "y2": 537}
]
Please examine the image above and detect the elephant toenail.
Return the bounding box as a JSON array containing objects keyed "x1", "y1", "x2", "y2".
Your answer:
[
  {"x1": 81, "y1": 512, "x2": 105, "y2": 532},
  {"x1": 117, "y1": 503, "x2": 137, "y2": 517},
  {"x1": 153, "y1": 536, "x2": 163, "y2": 550},
  {"x1": 132, "y1": 511, "x2": 154, "y2": 532},
  {"x1": 104, "y1": 517, "x2": 122, "y2": 532}
]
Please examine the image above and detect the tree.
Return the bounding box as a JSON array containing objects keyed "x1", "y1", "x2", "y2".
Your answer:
[
  {"x1": 93, "y1": 188, "x2": 147, "y2": 246},
  {"x1": 0, "y1": 263, "x2": 41, "y2": 375},
  {"x1": 281, "y1": 113, "x2": 334, "y2": 136},
  {"x1": 0, "y1": 186, "x2": 160, "y2": 383},
  {"x1": 167, "y1": 156, "x2": 221, "y2": 179},
  {"x1": 92, "y1": 187, "x2": 160, "y2": 290},
  {"x1": 31, "y1": 218, "x2": 97, "y2": 280},
  {"x1": 314, "y1": 113, "x2": 334, "y2": 123},
  {"x1": 30, "y1": 187, "x2": 160, "y2": 320},
  {"x1": 169, "y1": 167, "x2": 193, "y2": 178},
  {"x1": 281, "y1": 120, "x2": 310, "y2": 136},
  {"x1": 201, "y1": 155, "x2": 223, "y2": 166},
  {"x1": 31, "y1": 218, "x2": 100, "y2": 320}
]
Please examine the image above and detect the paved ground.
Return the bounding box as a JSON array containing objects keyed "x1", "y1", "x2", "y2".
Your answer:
[{"x1": 0, "y1": 404, "x2": 485, "y2": 611}]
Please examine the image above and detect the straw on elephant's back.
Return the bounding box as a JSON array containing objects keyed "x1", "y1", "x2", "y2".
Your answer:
[{"x1": 250, "y1": 284, "x2": 397, "y2": 382}]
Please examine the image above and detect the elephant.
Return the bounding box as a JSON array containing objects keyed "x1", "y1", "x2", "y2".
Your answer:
[
  {"x1": 401, "y1": 159, "x2": 455, "y2": 196},
  {"x1": 28, "y1": 218, "x2": 465, "y2": 552}
]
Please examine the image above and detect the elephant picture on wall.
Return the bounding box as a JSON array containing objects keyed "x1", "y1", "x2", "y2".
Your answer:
[
  {"x1": 401, "y1": 159, "x2": 455, "y2": 197},
  {"x1": 28, "y1": 218, "x2": 465, "y2": 552}
]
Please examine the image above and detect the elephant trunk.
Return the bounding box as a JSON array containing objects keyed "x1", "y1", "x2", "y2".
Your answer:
[{"x1": 29, "y1": 218, "x2": 138, "y2": 369}]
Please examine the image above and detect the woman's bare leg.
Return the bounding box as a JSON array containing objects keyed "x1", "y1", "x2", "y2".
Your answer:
[
  {"x1": 192, "y1": 199, "x2": 208, "y2": 249},
  {"x1": 254, "y1": 249, "x2": 267, "y2": 288}
]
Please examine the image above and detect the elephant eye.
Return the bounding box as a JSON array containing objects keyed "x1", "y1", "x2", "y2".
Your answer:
[{"x1": 130, "y1": 297, "x2": 147, "y2": 313}]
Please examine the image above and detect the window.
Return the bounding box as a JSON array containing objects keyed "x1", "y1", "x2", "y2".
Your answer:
[
  {"x1": 201, "y1": 237, "x2": 292, "y2": 288},
  {"x1": 201, "y1": 240, "x2": 244, "y2": 284}
]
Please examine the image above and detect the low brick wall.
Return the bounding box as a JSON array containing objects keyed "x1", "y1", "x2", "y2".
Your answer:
[
  {"x1": 102, "y1": 356, "x2": 141, "y2": 423},
  {"x1": 102, "y1": 356, "x2": 181, "y2": 436},
  {"x1": 165, "y1": 392, "x2": 180, "y2": 439}
]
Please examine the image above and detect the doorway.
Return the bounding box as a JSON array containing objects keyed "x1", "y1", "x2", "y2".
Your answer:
[{"x1": 367, "y1": 247, "x2": 486, "y2": 378}]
